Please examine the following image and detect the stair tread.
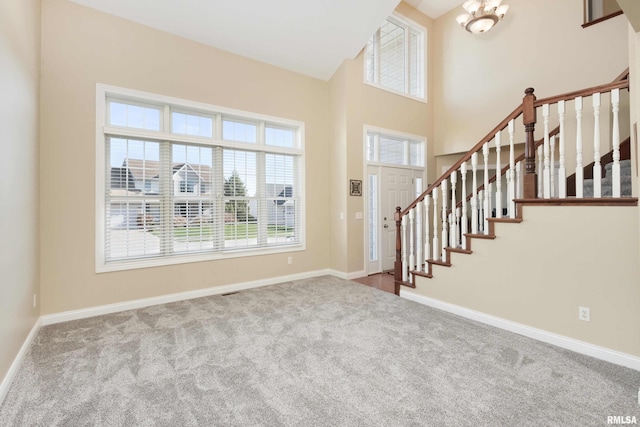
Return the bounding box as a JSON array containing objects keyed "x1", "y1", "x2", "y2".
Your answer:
[
  {"x1": 487, "y1": 218, "x2": 523, "y2": 223},
  {"x1": 411, "y1": 270, "x2": 432, "y2": 279},
  {"x1": 464, "y1": 233, "x2": 496, "y2": 240},
  {"x1": 427, "y1": 259, "x2": 451, "y2": 267},
  {"x1": 446, "y1": 247, "x2": 472, "y2": 254}
]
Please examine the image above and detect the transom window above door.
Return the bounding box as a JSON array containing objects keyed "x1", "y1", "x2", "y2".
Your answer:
[{"x1": 366, "y1": 130, "x2": 425, "y2": 167}]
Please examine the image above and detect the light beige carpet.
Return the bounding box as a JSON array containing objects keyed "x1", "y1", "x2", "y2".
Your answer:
[{"x1": 1, "y1": 276, "x2": 639, "y2": 426}]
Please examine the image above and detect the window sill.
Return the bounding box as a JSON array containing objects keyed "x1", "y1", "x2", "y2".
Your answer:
[{"x1": 96, "y1": 243, "x2": 306, "y2": 273}]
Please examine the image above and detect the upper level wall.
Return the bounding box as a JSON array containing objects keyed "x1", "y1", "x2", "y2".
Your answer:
[
  {"x1": 329, "y1": 2, "x2": 435, "y2": 274},
  {"x1": 433, "y1": 0, "x2": 628, "y2": 157},
  {"x1": 0, "y1": 0, "x2": 40, "y2": 391}
]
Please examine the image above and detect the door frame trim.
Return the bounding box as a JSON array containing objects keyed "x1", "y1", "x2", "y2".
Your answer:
[{"x1": 363, "y1": 125, "x2": 426, "y2": 276}]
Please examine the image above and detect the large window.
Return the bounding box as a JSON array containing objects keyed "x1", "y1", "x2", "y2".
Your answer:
[
  {"x1": 97, "y1": 85, "x2": 304, "y2": 272},
  {"x1": 365, "y1": 14, "x2": 425, "y2": 100}
]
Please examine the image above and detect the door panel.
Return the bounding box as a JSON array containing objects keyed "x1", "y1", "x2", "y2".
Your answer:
[{"x1": 380, "y1": 167, "x2": 413, "y2": 272}]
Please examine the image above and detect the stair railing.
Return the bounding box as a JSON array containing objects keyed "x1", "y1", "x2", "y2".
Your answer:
[{"x1": 394, "y1": 74, "x2": 630, "y2": 294}]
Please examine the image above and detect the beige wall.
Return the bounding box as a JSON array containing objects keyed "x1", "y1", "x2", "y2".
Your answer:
[
  {"x1": 411, "y1": 205, "x2": 640, "y2": 357},
  {"x1": 39, "y1": 0, "x2": 332, "y2": 314},
  {"x1": 626, "y1": 21, "x2": 640, "y2": 274},
  {"x1": 0, "y1": 0, "x2": 40, "y2": 386},
  {"x1": 434, "y1": 0, "x2": 629, "y2": 157},
  {"x1": 329, "y1": 2, "x2": 435, "y2": 274}
]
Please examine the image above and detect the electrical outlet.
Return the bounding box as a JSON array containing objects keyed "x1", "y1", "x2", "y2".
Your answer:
[
  {"x1": 579, "y1": 306, "x2": 590, "y2": 322},
  {"x1": 33, "y1": 294, "x2": 37, "y2": 309},
  {"x1": 287, "y1": 256, "x2": 293, "y2": 265}
]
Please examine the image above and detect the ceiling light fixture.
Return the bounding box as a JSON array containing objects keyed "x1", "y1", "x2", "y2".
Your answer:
[{"x1": 456, "y1": 0, "x2": 509, "y2": 34}]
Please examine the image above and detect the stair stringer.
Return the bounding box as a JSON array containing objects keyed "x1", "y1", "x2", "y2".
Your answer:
[{"x1": 404, "y1": 204, "x2": 640, "y2": 360}]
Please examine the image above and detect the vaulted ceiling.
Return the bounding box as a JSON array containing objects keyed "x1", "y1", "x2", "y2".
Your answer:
[{"x1": 69, "y1": 0, "x2": 460, "y2": 80}]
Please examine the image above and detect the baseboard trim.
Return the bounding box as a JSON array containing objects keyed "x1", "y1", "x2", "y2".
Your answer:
[
  {"x1": 400, "y1": 289, "x2": 640, "y2": 371},
  {"x1": 0, "y1": 317, "x2": 41, "y2": 406},
  {"x1": 346, "y1": 270, "x2": 367, "y2": 280},
  {"x1": 323, "y1": 269, "x2": 366, "y2": 280},
  {"x1": 41, "y1": 269, "x2": 336, "y2": 326}
]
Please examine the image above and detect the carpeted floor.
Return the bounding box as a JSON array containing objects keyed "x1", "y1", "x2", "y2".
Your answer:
[{"x1": 1, "y1": 276, "x2": 639, "y2": 426}]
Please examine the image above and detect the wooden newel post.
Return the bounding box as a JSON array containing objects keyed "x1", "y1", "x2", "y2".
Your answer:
[
  {"x1": 394, "y1": 206, "x2": 402, "y2": 295},
  {"x1": 523, "y1": 87, "x2": 537, "y2": 198}
]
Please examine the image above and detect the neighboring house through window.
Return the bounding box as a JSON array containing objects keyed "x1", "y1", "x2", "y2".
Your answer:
[
  {"x1": 96, "y1": 85, "x2": 305, "y2": 272},
  {"x1": 365, "y1": 13, "x2": 426, "y2": 100}
]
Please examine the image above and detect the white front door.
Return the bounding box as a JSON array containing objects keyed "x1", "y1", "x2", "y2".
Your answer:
[{"x1": 367, "y1": 167, "x2": 414, "y2": 273}]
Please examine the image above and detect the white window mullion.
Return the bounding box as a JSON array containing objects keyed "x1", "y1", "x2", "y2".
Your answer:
[
  {"x1": 404, "y1": 139, "x2": 410, "y2": 166},
  {"x1": 213, "y1": 147, "x2": 224, "y2": 252},
  {"x1": 404, "y1": 27, "x2": 410, "y2": 94},
  {"x1": 257, "y1": 151, "x2": 267, "y2": 247},
  {"x1": 374, "y1": 134, "x2": 380, "y2": 162},
  {"x1": 163, "y1": 105, "x2": 170, "y2": 132},
  {"x1": 160, "y1": 142, "x2": 173, "y2": 256}
]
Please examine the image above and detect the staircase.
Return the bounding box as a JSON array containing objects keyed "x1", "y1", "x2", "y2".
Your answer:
[
  {"x1": 393, "y1": 71, "x2": 637, "y2": 294},
  {"x1": 584, "y1": 158, "x2": 632, "y2": 197}
]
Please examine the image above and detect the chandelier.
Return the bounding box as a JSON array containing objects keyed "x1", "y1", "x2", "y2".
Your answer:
[{"x1": 456, "y1": 0, "x2": 510, "y2": 34}]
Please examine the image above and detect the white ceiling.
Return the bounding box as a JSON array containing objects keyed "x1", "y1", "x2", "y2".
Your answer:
[
  {"x1": 404, "y1": 0, "x2": 462, "y2": 20},
  {"x1": 69, "y1": 0, "x2": 460, "y2": 81}
]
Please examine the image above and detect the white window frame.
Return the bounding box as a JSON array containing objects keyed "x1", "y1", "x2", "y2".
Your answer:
[
  {"x1": 96, "y1": 84, "x2": 306, "y2": 273},
  {"x1": 364, "y1": 12, "x2": 427, "y2": 103},
  {"x1": 365, "y1": 126, "x2": 425, "y2": 168}
]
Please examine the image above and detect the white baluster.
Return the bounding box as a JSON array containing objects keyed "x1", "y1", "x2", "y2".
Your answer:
[
  {"x1": 423, "y1": 196, "x2": 431, "y2": 266},
  {"x1": 415, "y1": 203, "x2": 422, "y2": 272},
  {"x1": 537, "y1": 145, "x2": 543, "y2": 198},
  {"x1": 558, "y1": 100, "x2": 567, "y2": 198},
  {"x1": 483, "y1": 142, "x2": 490, "y2": 234},
  {"x1": 478, "y1": 189, "x2": 485, "y2": 233},
  {"x1": 401, "y1": 215, "x2": 408, "y2": 282},
  {"x1": 448, "y1": 212, "x2": 455, "y2": 251},
  {"x1": 611, "y1": 88, "x2": 621, "y2": 197},
  {"x1": 409, "y1": 208, "x2": 415, "y2": 281},
  {"x1": 432, "y1": 188, "x2": 439, "y2": 261},
  {"x1": 542, "y1": 103, "x2": 551, "y2": 199},
  {"x1": 450, "y1": 171, "x2": 457, "y2": 247},
  {"x1": 550, "y1": 135, "x2": 556, "y2": 198},
  {"x1": 593, "y1": 92, "x2": 602, "y2": 198},
  {"x1": 461, "y1": 161, "x2": 468, "y2": 248},
  {"x1": 455, "y1": 207, "x2": 462, "y2": 248},
  {"x1": 441, "y1": 179, "x2": 448, "y2": 259},
  {"x1": 576, "y1": 96, "x2": 584, "y2": 198},
  {"x1": 495, "y1": 131, "x2": 503, "y2": 218},
  {"x1": 516, "y1": 161, "x2": 522, "y2": 199},
  {"x1": 508, "y1": 120, "x2": 516, "y2": 218},
  {"x1": 471, "y1": 153, "x2": 479, "y2": 234}
]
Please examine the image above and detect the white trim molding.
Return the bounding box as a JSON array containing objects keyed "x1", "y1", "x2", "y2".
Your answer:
[
  {"x1": 0, "y1": 318, "x2": 41, "y2": 406},
  {"x1": 400, "y1": 289, "x2": 640, "y2": 371},
  {"x1": 41, "y1": 269, "x2": 336, "y2": 326}
]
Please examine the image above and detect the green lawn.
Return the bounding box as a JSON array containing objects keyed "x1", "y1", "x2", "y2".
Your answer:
[{"x1": 153, "y1": 223, "x2": 294, "y2": 241}]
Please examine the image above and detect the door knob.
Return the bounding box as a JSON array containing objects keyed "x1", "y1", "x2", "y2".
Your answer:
[{"x1": 383, "y1": 224, "x2": 389, "y2": 228}]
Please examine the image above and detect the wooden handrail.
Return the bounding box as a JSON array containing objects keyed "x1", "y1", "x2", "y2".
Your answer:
[
  {"x1": 402, "y1": 75, "x2": 629, "y2": 217},
  {"x1": 469, "y1": 71, "x2": 630, "y2": 207},
  {"x1": 533, "y1": 79, "x2": 629, "y2": 108},
  {"x1": 401, "y1": 104, "x2": 523, "y2": 216},
  {"x1": 394, "y1": 69, "x2": 631, "y2": 291},
  {"x1": 614, "y1": 67, "x2": 630, "y2": 82}
]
